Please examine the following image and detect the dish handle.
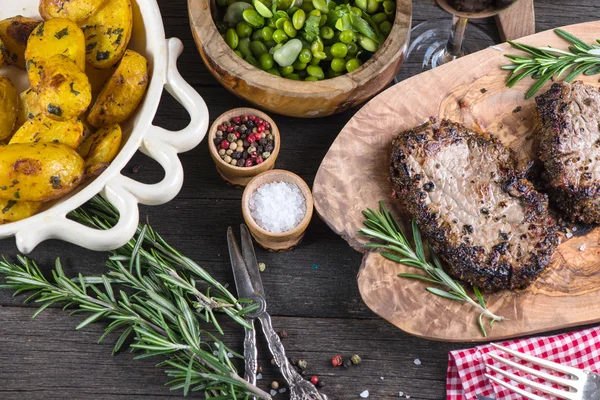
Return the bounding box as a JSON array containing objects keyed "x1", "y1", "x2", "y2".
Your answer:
[{"x1": 15, "y1": 38, "x2": 209, "y2": 253}]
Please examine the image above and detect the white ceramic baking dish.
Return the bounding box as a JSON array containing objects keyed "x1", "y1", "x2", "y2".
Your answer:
[{"x1": 0, "y1": 0, "x2": 208, "y2": 253}]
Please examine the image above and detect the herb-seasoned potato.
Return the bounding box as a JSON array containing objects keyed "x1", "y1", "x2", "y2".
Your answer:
[
  {"x1": 0, "y1": 77, "x2": 19, "y2": 142},
  {"x1": 88, "y1": 50, "x2": 148, "y2": 128},
  {"x1": 0, "y1": 142, "x2": 84, "y2": 202},
  {"x1": 38, "y1": 54, "x2": 92, "y2": 121},
  {"x1": 15, "y1": 88, "x2": 43, "y2": 130},
  {"x1": 25, "y1": 18, "x2": 86, "y2": 89},
  {"x1": 0, "y1": 16, "x2": 41, "y2": 68},
  {"x1": 0, "y1": 200, "x2": 42, "y2": 224},
  {"x1": 80, "y1": 0, "x2": 133, "y2": 69},
  {"x1": 78, "y1": 123, "x2": 121, "y2": 176},
  {"x1": 40, "y1": 0, "x2": 108, "y2": 24},
  {"x1": 10, "y1": 114, "x2": 84, "y2": 150}
]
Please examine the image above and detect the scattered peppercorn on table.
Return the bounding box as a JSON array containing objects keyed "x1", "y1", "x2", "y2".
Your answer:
[{"x1": 1, "y1": 1, "x2": 600, "y2": 399}]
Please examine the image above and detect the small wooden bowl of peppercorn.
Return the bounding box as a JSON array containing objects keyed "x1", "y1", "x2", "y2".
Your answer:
[
  {"x1": 242, "y1": 169, "x2": 314, "y2": 252},
  {"x1": 188, "y1": 0, "x2": 411, "y2": 118},
  {"x1": 208, "y1": 107, "x2": 281, "y2": 187}
]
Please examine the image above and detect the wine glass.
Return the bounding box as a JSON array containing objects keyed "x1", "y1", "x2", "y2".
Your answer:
[{"x1": 396, "y1": 0, "x2": 520, "y2": 81}]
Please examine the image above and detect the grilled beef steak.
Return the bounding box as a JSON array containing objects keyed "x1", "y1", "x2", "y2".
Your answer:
[
  {"x1": 535, "y1": 81, "x2": 600, "y2": 223},
  {"x1": 390, "y1": 119, "x2": 558, "y2": 292}
]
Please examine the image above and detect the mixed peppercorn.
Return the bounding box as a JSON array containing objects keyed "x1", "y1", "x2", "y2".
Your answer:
[{"x1": 214, "y1": 114, "x2": 275, "y2": 167}]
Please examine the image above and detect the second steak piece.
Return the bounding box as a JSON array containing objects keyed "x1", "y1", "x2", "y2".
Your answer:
[
  {"x1": 536, "y1": 81, "x2": 600, "y2": 223},
  {"x1": 390, "y1": 119, "x2": 558, "y2": 292}
]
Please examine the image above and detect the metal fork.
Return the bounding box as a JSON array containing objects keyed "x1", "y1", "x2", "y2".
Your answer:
[{"x1": 485, "y1": 343, "x2": 600, "y2": 400}]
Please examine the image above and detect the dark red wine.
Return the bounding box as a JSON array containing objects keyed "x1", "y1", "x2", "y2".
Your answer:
[{"x1": 436, "y1": 0, "x2": 518, "y2": 18}]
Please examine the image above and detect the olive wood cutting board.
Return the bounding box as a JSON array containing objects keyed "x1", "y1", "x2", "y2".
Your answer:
[{"x1": 313, "y1": 21, "x2": 600, "y2": 342}]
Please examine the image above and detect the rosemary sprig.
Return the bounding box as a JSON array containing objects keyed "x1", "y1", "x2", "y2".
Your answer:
[
  {"x1": 0, "y1": 195, "x2": 271, "y2": 399},
  {"x1": 359, "y1": 201, "x2": 504, "y2": 337},
  {"x1": 503, "y1": 29, "x2": 600, "y2": 98}
]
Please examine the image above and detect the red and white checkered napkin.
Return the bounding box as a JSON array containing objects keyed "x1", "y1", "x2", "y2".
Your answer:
[{"x1": 446, "y1": 327, "x2": 600, "y2": 399}]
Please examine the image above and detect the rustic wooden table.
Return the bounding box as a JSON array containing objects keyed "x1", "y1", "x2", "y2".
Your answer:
[{"x1": 1, "y1": 1, "x2": 599, "y2": 399}]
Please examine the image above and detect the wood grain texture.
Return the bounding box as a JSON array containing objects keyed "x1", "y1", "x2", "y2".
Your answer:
[
  {"x1": 187, "y1": 0, "x2": 411, "y2": 118},
  {"x1": 314, "y1": 21, "x2": 600, "y2": 342},
  {"x1": 495, "y1": 0, "x2": 535, "y2": 41},
  {"x1": 1, "y1": 1, "x2": 600, "y2": 399}
]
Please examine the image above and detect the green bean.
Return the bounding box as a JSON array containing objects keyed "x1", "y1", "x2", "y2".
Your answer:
[
  {"x1": 264, "y1": 40, "x2": 277, "y2": 49},
  {"x1": 293, "y1": 60, "x2": 307, "y2": 70},
  {"x1": 236, "y1": 21, "x2": 253, "y2": 38},
  {"x1": 330, "y1": 57, "x2": 346, "y2": 72},
  {"x1": 224, "y1": 2, "x2": 253, "y2": 26},
  {"x1": 358, "y1": 35, "x2": 378, "y2": 52},
  {"x1": 320, "y1": 26, "x2": 334, "y2": 40},
  {"x1": 238, "y1": 37, "x2": 252, "y2": 58},
  {"x1": 266, "y1": 67, "x2": 281, "y2": 76},
  {"x1": 246, "y1": 54, "x2": 259, "y2": 67},
  {"x1": 242, "y1": 9, "x2": 265, "y2": 28},
  {"x1": 275, "y1": 17, "x2": 288, "y2": 30},
  {"x1": 319, "y1": 14, "x2": 328, "y2": 27},
  {"x1": 253, "y1": 0, "x2": 273, "y2": 18},
  {"x1": 383, "y1": 0, "x2": 394, "y2": 14},
  {"x1": 308, "y1": 9, "x2": 321, "y2": 17},
  {"x1": 345, "y1": 57, "x2": 361, "y2": 72},
  {"x1": 301, "y1": 1, "x2": 314, "y2": 12},
  {"x1": 310, "y1": 37, "x2": 324, "y2": 53},
  {"x1": 307, "y1": 65, "x2": 325, "y2": 79},
  {"x1": 287, "y1": 73, "x2": 301, "y2": 80},
  {"x1": 312, "y1": 0, "x2": 329, "y2": 13},
  {"x1": 371, "y1": 12, "x2": 387, "y2": 24},
  {"x1": 323, "y1": 46, "x2": 333, "y2": 61},
  {"x1": 330, "y1": 42, "x2": 348, "y2": 58},
  {"x1": 355, "y1": 0, "x2": 367, "y2": 11},
  {"x1": 234, "y1": 49, "x2": 243, "y2": 58},
  {"x1": 379, "y1": 20, "x2": 392, "y2": 35},
  {"x1": 259, "y1": 52, "x2": 274, "y2": 69},
  {"x1": 366, "y1": 0, "x2": 379, "y2": 13},
  {"x1": 273, "y1": 38, "x2": 303, "y2": 67},
  {"x1": 309, "y1": 57, "x2": 321, "y2": 65},
  {"x1": 252, "y1": 29, "x2": 264, "y2": 41},
  {"x1": 328, "y1": 68, "x2": 342, "y2": 78},
  {"x1": 266, "y1": 17, "x2": 277, "y2": 29},
  {"x1": 272, "y1": 29, "x2": 289, "y2": 43},
  {"x1": 292, "y1": 9, "x2": 306, "y2": 30},
  {"x1": 312, "y1": 50, "x2": 326, "y2": 59},
  {"x1": 298, "y1": 48, "x2": 312, "y2": 63},
  {"x1": 346, "y1": 42, "x2": 359, "y2": 56},
  {"x1": 279, "y1": 65, "x2": 295, "y2": 76},
  {"x1": 283, "y1": 20, "x2": 297, "y2": 37},
  {"x1": 305, "y1": 76, "x2": 319, "y2": 81},
  {"x1": 351, "y1": 7, "x2": 362, "y2": 17},
  {"x1": 260, "y1": 26, "x2": 274, "y2": 41},
  {"x1": 339, "y1": 30, "x2": 355, "y2": 44},
  {"x1": 225, "y1": 28, "x2": 239, "y2": 49},
  {"x1": 250, "y1": 40, "x2": 269, "y2": 56}
]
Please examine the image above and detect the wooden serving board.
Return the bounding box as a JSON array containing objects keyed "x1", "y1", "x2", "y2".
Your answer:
[{"x1": 313, "y1": 21, "x2": 600, "y2": 342}]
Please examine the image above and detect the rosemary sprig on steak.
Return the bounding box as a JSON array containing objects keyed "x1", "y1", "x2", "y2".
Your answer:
[
  {"x1": 360, "y1": 201, "x2": 505, "y2": 337},
  {"x1": 503, "y1": 29, "x2": 600, "y2": 98}
]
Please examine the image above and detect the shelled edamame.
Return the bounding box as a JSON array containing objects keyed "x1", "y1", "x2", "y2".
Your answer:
[{"x1": 216, "y1": 0, "x2": 395, "y2": 80}]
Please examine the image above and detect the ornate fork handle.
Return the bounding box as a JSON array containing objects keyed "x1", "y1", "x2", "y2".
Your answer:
[{"x1": 258, "y1": 313, "x2": 327, "y2": 400}]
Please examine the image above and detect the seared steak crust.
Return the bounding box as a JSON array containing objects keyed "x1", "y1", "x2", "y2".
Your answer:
[
  {"x1": 535, "y1": 81, "x2": 600, "y2": 223},
  {"x1": 390, "y1": 119, "x2": 559, "y2": 292}
]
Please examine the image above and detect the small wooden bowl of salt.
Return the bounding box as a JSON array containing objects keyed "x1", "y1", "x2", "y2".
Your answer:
[{"x1": 242, "y1": 170, "x2": 313, "y2": 252}]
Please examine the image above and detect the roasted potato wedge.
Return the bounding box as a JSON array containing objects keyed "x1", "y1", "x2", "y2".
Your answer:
[
  {"x1": 0, "y1": 200, "x2": 42, "y2": 224},
  {"x1": 25, "y1": 18, "x2": 86, "y2": 88},
  {"x1": 0, "y1": 16, "x2": 41, "y2": 68},
  {"x1": 10, "y1": 114, "x2": 84, "y2": 150},
  {"x1": 88, "y1": 50, "x2": 148, "y2": 127},
  {"x1": 0, "y1": 77, "x2": 19, "y2": 142},
  {"x1": 80, "y1": 0, "x2": 132, "y2": 69},
  {"x1": 38, "y1": 54, "x2": 92, "y2": 121},
  {"x1": 0, "y1": 142, "x2": 84, "y2": 202},
  {"x1": 15, "y1": 88, "x2": 43, "y2": 130},
  {"x1": 78, "y1": 123, "x2": 121, "y2": 176},
  {"x1": 40, "y1": 0, "x2": 108, "y2": 24}
]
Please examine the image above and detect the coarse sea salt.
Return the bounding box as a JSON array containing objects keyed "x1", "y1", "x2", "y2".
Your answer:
[
  {"x1": 360, "y1": 390, "x2": 369, "y2": 398},
  {"x1": 249, "y1": 181, "x2": 306, "y2": 233}
]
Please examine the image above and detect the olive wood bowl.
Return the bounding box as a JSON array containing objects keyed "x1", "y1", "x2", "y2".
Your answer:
[
  {"x1": 188, "y1": 0, "x2": 411, "y2": 118},
  {"x1": 208, "y1": 107, "x2": 281, "y2": 187},
  {"x1": 242, "y1": 169, "x2": 314, "y2": 251}
]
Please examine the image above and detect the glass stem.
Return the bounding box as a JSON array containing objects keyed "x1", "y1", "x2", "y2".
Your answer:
[{"x1": 443, "y1": 15, "x2": 468, "y2": 61}]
